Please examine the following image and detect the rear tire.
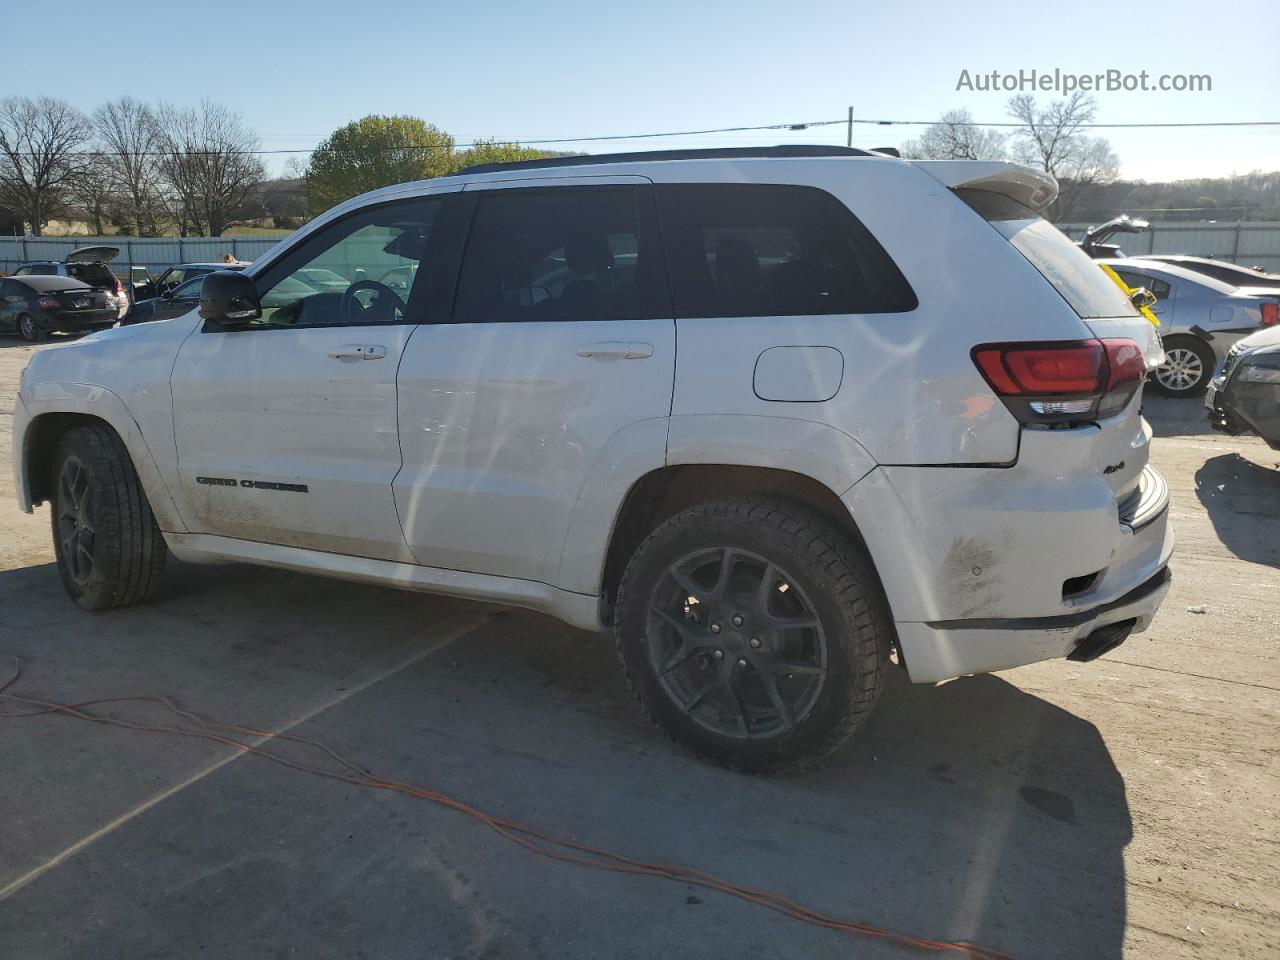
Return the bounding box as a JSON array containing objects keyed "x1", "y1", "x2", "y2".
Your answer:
[
  {"x1": 614, "y1": 498, "x2": 890, "y2": 774},
  {"x1": 1151, "y1": 337, "x2": 1214, "y2": 397},
  {"x1": 18, "y1": 314, "x2": 44, "y2": 343},
  {"x1": 51, "y1": 424, "x2": 168, "y2": 610}
]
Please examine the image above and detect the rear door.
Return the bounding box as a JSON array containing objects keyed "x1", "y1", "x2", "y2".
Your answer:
[
  {"x1": 394, "y1": 177, "x2": 675, "y2": 586},
  {"x1": 170, "y1": 187, "x2": 459, "y2": 560}
]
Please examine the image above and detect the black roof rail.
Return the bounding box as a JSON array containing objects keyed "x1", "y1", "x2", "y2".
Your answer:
[{"x1": 457, "y1": 144, "x2": 875, "y2": 176}]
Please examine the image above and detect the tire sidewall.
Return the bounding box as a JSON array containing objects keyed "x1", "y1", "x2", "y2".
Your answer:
[
  {"x1": 51, "y1": 437, "x2": 112, "y2": 608},
  {"x1": 616, "y1": 503, "x2": 877, "y2": 772}
]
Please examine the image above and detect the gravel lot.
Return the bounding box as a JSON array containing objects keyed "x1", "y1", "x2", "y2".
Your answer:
[{"x1": 0, "y1": 336, "x2": 1276, "y2": 959}]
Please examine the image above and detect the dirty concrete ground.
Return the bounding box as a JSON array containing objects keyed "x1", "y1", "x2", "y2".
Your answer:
[{"x1": 0, "y1": 336, "x2": 1276, "y2": 960}]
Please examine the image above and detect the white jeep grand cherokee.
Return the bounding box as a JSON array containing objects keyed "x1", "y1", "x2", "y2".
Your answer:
[{"x1": 12, "y1": 146, "x2": 1173, "y2": 772}]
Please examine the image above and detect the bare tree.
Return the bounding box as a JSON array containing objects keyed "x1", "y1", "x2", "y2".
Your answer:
[
  {"x1": 0, "y1": 96, "x2": 91, "y2": 236},
  {"x1": 900, "y1": 109, "x2": 1006, "y2": 161},
  {"x1": 94, "y1": 96, "x2": 162, "y2": 236},
  {"x1": 1006, "y1": 93, "x2": 1120, "y2": 219},
  {"x1": 154, "y1": 101, "x2": 266, "y2": 236},
  {"x1": 66, "y1": 154, "x2": 118, "y2": 235}
]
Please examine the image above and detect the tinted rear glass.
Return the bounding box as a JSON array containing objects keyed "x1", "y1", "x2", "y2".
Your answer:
[
  {"x1": 67, "y1": 262, "x2": 115, "y2": 286},
  {"x1": 657, "y1": 184, "x2": 916, "y2": 318},
  {"x1": 957, "y1": 188, "x2": 1138, "y2": 320}
]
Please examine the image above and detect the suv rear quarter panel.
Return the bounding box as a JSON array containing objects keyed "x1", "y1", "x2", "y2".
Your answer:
[{"x1": 652, "y1": 158, "x2": 1096, "y2": 467}]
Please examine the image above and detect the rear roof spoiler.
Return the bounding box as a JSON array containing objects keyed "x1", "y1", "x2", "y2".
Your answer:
[{"x1": 910, "y1": 161, "x2": 1058, "y2": 214}]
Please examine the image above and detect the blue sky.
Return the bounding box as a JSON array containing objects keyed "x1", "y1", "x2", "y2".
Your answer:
[{"x1": 14, "y1": 0, "x2": 1278, "y2": 182}]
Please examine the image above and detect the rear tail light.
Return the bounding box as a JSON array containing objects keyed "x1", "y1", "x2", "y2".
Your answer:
[
  {"x1": 1262, "y1": 302, "x2": 1279, "y2": 327},
  {"x1": 972, "y1": 339, "x2": 1145, "y2": 425},
  {"x1": 37, "y1": 296, "x2": 59, "y2": 310}
]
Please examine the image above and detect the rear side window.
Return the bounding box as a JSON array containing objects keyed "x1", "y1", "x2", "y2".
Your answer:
[
  {"x1": 453, "y1": 187, "x2": 667, "y2": 323},
  {"x1": 656, "y1": 183, "x2": 916, "y2": 318},
  {"x1": 957, "y1": 188, "x2": 1139, "y2": 320}
]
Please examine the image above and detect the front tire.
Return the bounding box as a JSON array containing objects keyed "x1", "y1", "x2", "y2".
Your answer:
[
  {"x1": 614, "y1": 499, "x2": 890, "y2": 774},
  {"x1": 51, "y1": 424, "x2": 168, "y2": 610},
  {"x1": 18, "y1": 313, "x2": 44, "y2": 343},
  {"x1": 1152, "y1": 337, "x2": 1215, "y2": 397}
]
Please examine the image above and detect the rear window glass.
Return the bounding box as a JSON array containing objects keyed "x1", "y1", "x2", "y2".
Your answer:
[
  {"x1": 657, "y1": 184, "x2": 916, "y2": 318},
  {"x1": 67, "y1": 262, "x2": 115, "y2": 286},
  {"x1": 957, "y1": 188, "x2": 1139, "y2": 320}
]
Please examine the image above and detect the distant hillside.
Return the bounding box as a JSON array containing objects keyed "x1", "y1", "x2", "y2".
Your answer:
[{"x1": 1069, "y1": 171, "x2": 1280, "y2": 224}]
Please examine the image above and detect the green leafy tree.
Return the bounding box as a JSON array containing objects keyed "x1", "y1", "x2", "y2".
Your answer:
[
  {"x1": 304, "y1": 115, "x2": 454, "y2": 214},
  {"x1": 450, "y1": 139, "x2": 547, "y2": 172}
]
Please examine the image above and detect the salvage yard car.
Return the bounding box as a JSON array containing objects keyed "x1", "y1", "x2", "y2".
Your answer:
[
  {"x1": 1103, "y1": 258, "x2": 1280, "y2": 397},
  {"x1": 15, "y1": 245, "x2": 130, "y2": 319},
  {"x1": 11, "y1": 146, "x2": 1174, "y2": 772},
  {"x1": 1207, "y1": 325, "x2": 1280, "y2": 449},
  {"x1": 1, "y1": 274, "x2": 118, "y2": 341}
]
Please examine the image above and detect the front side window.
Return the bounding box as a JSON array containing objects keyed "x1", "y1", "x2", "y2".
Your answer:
[
  {"x1": 1114, "y1": 270, "x2": 1171, "y2": 300},
  {"x1": 171, "y1": 277, "x2": 204, "y2": 299},
  {"x1": 251, "y1": 197, "x2": 443, "y2": 328},
  {"x1": 155, "y1": 268, "x2": 185, "y2": 292},
  {"x1": 657, "y1": 183, "x2": 916, "y2": 318},
  {"x1": 452, "y1": 187, "x2": 665, "y2": 323}
]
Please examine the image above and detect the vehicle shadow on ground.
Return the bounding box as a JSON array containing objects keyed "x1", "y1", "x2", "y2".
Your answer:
[
  {"x1": 1144, "y1": 393, "x2": 1216, "y2": 437},
  {"x1": 0, "y1": 560, "x2": 1132, "y2": 960},
  {"x1": 1195, "y1": 453, "x2": 1280, "y2": 567}
]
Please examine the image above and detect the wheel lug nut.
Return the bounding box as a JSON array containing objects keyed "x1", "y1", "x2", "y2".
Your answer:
[
  {"x1": 709, "y1": 622, "x2": 721, "y2": 634},
  {"x1": 731, "y1": 614, "x2": 744, "y2": 627},
  {"x1": 736, "y1": 658, "x2": 747, "y2": 668},
  {"x1": 713, "y1": 649, "x2": 724, "y2": 660},
  {"x1": 749, "y1": 637, "x2": 761, "y2": 648}
]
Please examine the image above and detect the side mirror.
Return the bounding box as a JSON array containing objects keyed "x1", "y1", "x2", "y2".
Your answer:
[
  {"x1": 199, "y1": 270, "x2": 261, "y2": 328},
  {"x1": 1130, "y1": 287, "x2": 1157, "y2": 310}
]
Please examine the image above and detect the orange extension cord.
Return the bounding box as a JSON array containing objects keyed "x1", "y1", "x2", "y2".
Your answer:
[{"x1": 0, "y1": 656, "x2": 1014, "y2": 960}]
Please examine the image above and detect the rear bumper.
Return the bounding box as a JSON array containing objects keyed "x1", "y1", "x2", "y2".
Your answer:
[
  {"x1": 893, "y1": 565, "x2": 1171, "y2": 682},
  {"x1": 843, "y1": 425, "x2": 1175, "y2": 683}
]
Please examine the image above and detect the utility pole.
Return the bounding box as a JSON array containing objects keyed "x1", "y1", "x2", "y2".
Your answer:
[{"x1": 846, "y1": 106, "x2": 853, "y2": 147}]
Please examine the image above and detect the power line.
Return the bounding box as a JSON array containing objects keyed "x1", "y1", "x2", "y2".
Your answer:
[{"x1": 6, "y1": 115, "x2": 1279, "y2": 160}]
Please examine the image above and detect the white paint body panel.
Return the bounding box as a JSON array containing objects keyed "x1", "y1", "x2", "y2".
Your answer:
[
  {"x1": 170, "y1": 323, "x2": 416, "y2": 561},
  {"x1": 12, "y1": 154, "x2": 1174, "y2": 683},
  {"x1": 394, "y1": 316, "x2": 675, "y2": 585}
]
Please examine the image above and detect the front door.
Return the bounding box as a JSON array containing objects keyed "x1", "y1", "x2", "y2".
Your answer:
[
  {"x1": 394, "y1": 178, "x2": 676, "y2": 587},
  {"x1": 170, "y1": 189, "x2": 457, "y2": 561}
]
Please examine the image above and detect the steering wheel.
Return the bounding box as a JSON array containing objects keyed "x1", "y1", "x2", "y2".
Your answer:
[{"x1": 340, "y1": 280, "x2": 406, "y2": 323}]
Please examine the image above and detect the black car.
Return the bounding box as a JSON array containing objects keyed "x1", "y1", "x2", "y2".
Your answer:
[
  {"x1": 122, "y1": 274, "x2": 205, "y2": 325},
  {"x1": 15, "y1": 245, "x2": 130, "y2": 318},
  {"x1": 0, "y1": 275, "x2": 117, "y2": 341},
  {"x1": 1207, "y1": 325, "x2": 1280, "y2": 449}
]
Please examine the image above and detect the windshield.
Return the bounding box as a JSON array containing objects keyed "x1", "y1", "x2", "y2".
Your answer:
[{"x1": 957, "y1": 188, "x2": 1140, "y2": 320}]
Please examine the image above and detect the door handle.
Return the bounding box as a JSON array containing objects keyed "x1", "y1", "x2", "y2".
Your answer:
[
  {"x1": 576, "y1": 341, "x2": 654, "y2": 360},
  {"x1": 329, "y1": 344, "x2": 387, "y2": 361}
]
